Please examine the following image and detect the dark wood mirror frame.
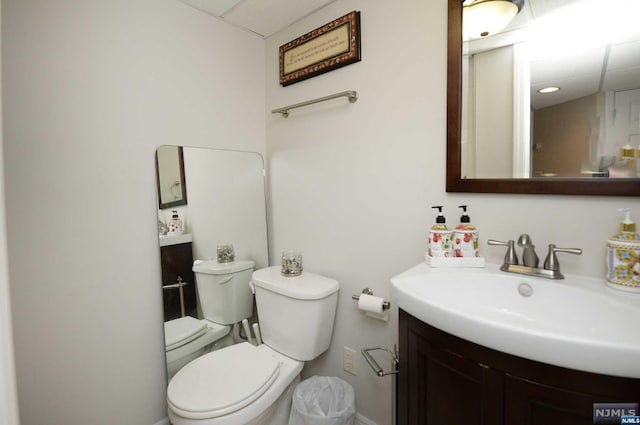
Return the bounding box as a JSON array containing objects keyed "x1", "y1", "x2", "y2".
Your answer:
[
  {"x1": 446, "y1": 0, "x2": 640, "y2": 196},
  {"x1": 156, "y1": 146, "x2": 188, "y2": 209}
]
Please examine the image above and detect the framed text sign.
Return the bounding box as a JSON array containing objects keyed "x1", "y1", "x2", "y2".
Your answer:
[{"x1": 279, "y1": 11, "x2": 361, "y2": 86}]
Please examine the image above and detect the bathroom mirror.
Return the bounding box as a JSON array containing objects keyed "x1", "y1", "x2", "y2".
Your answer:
[
  {"x1": 156, "y1": 145, "x2": 188, "y2": 209},
  {"x1": 155, "y1": 146, "x2": 269, "y2": 378},
  {"x1": 447, "y1": 0, "x2": 640, "y2": 196}
]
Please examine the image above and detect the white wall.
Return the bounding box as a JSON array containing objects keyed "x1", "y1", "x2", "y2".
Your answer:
[
  {"x1": 266, "y1": 1, "x2": 444, "y2": 423},
  {"x1": 266, "y1": 1, "x2": 637, "y2": 425},
  {"x1": 474, "y1": 45, "x2": 514, "y2": 178},
  {"x1": 182, "y1": 148, "x2": 269, "y2": 268},
  {"x1": 2, "y1": 1, "x2": 265, "y2": 424},
  {"x1": 0, "y1": 5, "x2": 21, "y2": 424}
]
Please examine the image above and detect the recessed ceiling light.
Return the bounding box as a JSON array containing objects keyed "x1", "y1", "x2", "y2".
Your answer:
[{"x1": 538, "y1": 86, "x2": 560, "y2": 94}]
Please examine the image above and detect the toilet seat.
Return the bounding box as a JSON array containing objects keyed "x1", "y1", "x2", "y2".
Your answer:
[
  {"x1": 165, "y1": 316, "x2": 208, "y2": 351},
  {"x1": 168, "y1": 342, "x2": 280, "y2": 420}
]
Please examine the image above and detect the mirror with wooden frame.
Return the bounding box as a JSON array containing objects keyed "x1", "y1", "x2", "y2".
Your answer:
[
  {"x1": 446, "y1": 0, "x2": 640, "y2": 196},
  {"x1": 156, "y1": 145, "x2": 188, "y2": 209}
]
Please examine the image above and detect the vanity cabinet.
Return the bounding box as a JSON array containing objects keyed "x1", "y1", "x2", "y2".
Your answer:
[
  {"x1": 398, "y1": 309, "x2": 640, "y2": 425},
  {"x1": 160, "y1": 241, "x2": 197, "y2": 321}
]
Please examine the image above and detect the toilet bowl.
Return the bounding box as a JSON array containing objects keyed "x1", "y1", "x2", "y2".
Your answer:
[
  {"x1": 167, "y1": 266, "x2": 339, "y2": 425},
  {"x1": 164, "y1": 259, "x2": 256, "y2": 379}
]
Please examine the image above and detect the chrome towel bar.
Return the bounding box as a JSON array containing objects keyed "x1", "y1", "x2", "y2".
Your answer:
[
  {"x1": 362, "y1": 346, "x2": 399, "y2": 377},
  {"x1": 272, "y1": 90, "x2": 358, "y2": 117},
  {"x1": 162, "y1": 277, "x2": 188, "y2": 317}
]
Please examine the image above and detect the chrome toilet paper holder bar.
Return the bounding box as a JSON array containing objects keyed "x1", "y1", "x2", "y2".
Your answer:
[
  {"x1": 351, "y1": 288, "x2": 391, "y2": 311},
  {"x1": 362, "y1": 345, "x2": 399, "y2": 377}
]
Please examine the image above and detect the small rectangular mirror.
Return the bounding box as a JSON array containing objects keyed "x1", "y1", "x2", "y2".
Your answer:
[{"x1": 156, "y1": 145, "x2": 188, "y2": 209}]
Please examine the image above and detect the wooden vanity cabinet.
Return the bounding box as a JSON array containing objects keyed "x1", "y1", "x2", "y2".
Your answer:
[
  {"x1": 398, "y1": 309, "x2": 640, "y2": 425},
  {"x1": 160, "y1": 241, "x2": 197, "y2": 321}
]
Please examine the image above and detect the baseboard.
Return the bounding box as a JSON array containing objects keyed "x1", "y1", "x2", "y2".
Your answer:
[
  {"x1": 355, "y1": 412, "x2": 378, "y2": 425},
  {"x1": 152, "y1": 418, "x2": 170, "y2": 425}
]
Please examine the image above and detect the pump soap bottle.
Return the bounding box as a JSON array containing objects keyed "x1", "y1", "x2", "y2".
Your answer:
[
  {"x1": 429, "y1": 206, "x2": 452, "y2": 258},
  {"x1": 454, "y1": 205, "x2": 479, "y2": 258},
  {"x1": 168, "y1": 210, "x2": 184, "y2": 236},
  {"x1": 606, "y1": 208, "x2": 640, "y2": 292}
]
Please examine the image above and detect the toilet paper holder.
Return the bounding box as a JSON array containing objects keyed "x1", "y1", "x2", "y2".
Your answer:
[{"x1": 351, "y1": 288, "x2": 391, "y2": 311}]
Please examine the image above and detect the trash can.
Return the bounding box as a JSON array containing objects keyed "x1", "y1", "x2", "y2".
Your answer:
[{"x1": 289, "y1": 376, "x2": 356, "y2": 425}]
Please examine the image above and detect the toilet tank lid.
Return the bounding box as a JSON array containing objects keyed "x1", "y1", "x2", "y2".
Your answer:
[
  {"x1": 251, "y1": 266, "x2": 339, "y2": 300},
  {"x1": 192, "y1": 259, "x2": 255, "y2": 275}
]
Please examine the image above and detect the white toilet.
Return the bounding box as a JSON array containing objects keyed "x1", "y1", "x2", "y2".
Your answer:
[
  {"x1": 164, "y1": 259, "x2": 255, "y2": 380},
  {"x1": 167, "y1": 266, "x2": 340, "y2": 425}
]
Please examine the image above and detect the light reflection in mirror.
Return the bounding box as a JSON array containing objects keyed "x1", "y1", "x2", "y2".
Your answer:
[{"x1": 461, "y1": 0, "x2": 640, "y2": 180}]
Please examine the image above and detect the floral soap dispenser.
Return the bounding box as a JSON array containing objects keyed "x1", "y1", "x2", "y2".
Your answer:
[
  {"x1": 429, "y1": 206, "x2": 453, "y2": 257},
  {"x1": 453, "y1": 205, "x2": 479, "y2": 258},
  {"x1": 606, "y1": 208, "x2": 640, "y2": 292}
]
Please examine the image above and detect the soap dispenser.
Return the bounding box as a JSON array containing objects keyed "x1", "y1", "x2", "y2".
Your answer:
[
  {"x1": 454, "y1": 205, "x2": 479, "y2": 258},
  {"x1": 429, "y1": 206, "x2": 452, "y2": 257},
  {"x1": 168, "y1": 210, "x2": 183, "y2": 236},
  {"x1": 606, "y1": 208, "x2": 640, "y2": 292}
]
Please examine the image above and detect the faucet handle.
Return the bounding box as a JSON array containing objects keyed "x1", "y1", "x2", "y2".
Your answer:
[
  {"x1": 488, "y1": 239, "x2": 518, "y2": 265},
  {"x1": 543, "y1": 244, "x2": 582, "y2": 271}
]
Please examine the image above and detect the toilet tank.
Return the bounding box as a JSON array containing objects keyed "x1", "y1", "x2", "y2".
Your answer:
[
  {"x1": 251, "y1": 266, "x2": 339, "y2": 361},
  {"x1": 192, "y1": 260, "x2": 255, "y2": 325}
]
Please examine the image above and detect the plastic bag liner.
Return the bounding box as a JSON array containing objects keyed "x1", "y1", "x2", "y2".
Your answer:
[{"x1": 289, "y1": 376, "x2": 356, "y2": 425}]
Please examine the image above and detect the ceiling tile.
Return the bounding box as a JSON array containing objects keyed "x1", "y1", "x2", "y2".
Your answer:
[
  {"x1": 602, "y1": 66, "x2": 640, "y2": 92},
  {"x1": 607, "y1": 39, "x2": 640, "y2": 71},
  {"x1": 223, "y1": 0, "x2": 336, "y2": 37},
  {"x1": 530, "y1": 46, "x2": 605, "y2": 84},
  {"x1": 178, "y1": 0, "x2": 242, "y2": 17}
]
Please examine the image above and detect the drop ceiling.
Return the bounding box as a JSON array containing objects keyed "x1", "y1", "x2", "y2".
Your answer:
[
  {"x1": 178, "y1": 0, "x2": 639, "y2": 111},
  {"x1": 178, "y1": 0, "x2": 338, "y2": 37}
]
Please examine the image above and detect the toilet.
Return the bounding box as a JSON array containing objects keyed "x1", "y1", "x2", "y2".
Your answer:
[
  {"x1": 167, "y1": 266, "x2": 339, "y2": 425},
  {"x1": 164, "y1": 259, "x2": 255, "y2": 380}
]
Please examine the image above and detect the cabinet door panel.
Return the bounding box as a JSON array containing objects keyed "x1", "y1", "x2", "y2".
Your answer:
[
  {"x1": 424, "y1": 349, "x2": 483, "y2": 424},
  {"x1": 401, "y1": 311, "x2": 503, "y2": 425},
  {"x1": 160, "y1": 243, "x2": 196, "y2": 321},
  {"x1": 505, "y1": 375, "x2": 598, "y2": 425}
]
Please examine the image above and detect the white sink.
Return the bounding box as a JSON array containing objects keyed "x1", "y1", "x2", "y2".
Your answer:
[{"x1": 390, "y1": 263, "x2": 640, "y2": 378}]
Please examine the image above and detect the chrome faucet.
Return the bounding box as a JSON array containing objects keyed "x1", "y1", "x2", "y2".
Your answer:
[
  {"x1": 517, "y1": 233, "x2": 539, "y2": 268},
  {"x1": 488, "y1": 236, "x2": 582, "y2": 280}
]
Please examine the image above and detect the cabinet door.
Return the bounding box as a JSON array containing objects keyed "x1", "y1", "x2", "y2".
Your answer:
[
  {"x1": 399, "y1": 310, "x2": 503, "y2": 425},
  {"x1": 160, "y1": 243, "x2": 196, "y2": 321},
  {"x1": 505, "y1": 375, "x2": 600, "y2": 425}
]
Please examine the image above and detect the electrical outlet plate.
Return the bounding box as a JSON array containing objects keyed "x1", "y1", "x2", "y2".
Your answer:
[{"x1": 343, "y1": 346, "x2": 356, "y2": 375}]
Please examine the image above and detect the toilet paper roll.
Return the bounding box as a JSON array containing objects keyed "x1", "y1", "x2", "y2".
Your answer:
[{"x1": 358, "y1": 294, "x2": 385, "y2": 313}]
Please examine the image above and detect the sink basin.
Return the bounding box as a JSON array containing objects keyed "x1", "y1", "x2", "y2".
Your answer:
[{"x1": 390, "y1": 263, "x2": 640, "y2": 378}]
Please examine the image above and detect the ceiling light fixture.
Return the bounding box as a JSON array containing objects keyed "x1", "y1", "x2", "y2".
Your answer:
[
  {"x1": 538, "y1": 86, "x2": 560, "y2": 94},
  {"x1": 463, "y1": 0, "x2": 525, "y2": 40}
]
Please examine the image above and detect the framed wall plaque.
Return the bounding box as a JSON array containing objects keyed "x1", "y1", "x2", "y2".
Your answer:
[{"x1": 279, "y1": 11, "x2": 361, "y2": 86}]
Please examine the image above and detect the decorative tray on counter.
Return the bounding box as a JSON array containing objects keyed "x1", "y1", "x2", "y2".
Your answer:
[{"x1": 425, "y1": 253, "x2": 485, "y2": 268}]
